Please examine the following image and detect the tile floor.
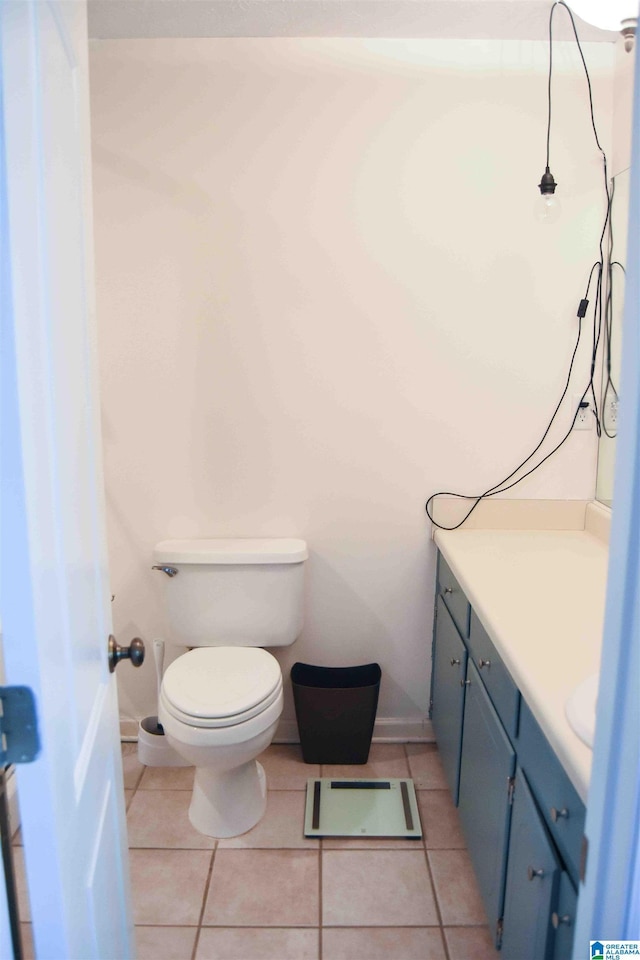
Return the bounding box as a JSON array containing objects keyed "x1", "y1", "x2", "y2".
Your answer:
[{"x1": 17, "y1": 742, "x2": 497, "y2": 960}]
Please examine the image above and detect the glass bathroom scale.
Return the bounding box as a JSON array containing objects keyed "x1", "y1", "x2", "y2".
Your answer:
[{"x1": 303, "y1": 778, "x2": 422, "y2": 839}]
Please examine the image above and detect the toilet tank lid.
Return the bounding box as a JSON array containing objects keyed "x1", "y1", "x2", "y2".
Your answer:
[{"x1": 153, "y1": 538, "x2": 308, "y2": 565}]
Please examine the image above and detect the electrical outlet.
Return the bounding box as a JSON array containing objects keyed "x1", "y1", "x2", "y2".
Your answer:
[
  {"x1": 604, "y1": 395, "x2": 618, "y2": 429},
  {"x1": 573, "y1": 394, "x2": 592, "y2": 431}
]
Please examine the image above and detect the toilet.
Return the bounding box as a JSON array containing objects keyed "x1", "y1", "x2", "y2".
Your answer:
[{"x1": 153, "y1": 537, "x2": 308, "y2": 838}]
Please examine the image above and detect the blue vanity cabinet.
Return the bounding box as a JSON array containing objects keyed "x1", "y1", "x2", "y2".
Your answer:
[
  {"x1": 500, "y1": 767, "x2": 561, "y2": 960},
  {"x1": 431, "y1": 549, "x2": 585, "y2": 957},
  {"x1": 457, "y1": 660, "x2": 516, "y2": 945},
  {"x1": 431, "y1": 596, "x2": 468, "y2": 803}
]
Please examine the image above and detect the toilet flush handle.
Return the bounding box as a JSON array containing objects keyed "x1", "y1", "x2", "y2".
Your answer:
[{"x1": 152, "y1": 565, "x2": 179, "y2": 577}]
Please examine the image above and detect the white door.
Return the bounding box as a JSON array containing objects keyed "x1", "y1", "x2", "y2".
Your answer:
[
  {"x1": 0, "y1": 844, "x2": 15, "y2": 960},
  {"x1": 0, "y1": 2, "x2": 135, "y2": 957}
]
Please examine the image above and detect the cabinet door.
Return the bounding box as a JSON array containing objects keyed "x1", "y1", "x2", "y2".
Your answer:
[
  {"x1": 551, "y1": 871, "x2": 577, "y2": 960},
  {"x1": 501, "y1": 768, "x2": 561, "y2": 960},
  {"x1": 431, "y1": 596, "x2": 468, "y2": 804},
  {"x1": 458, "y1": 661, "x2": 516, "y2": 943}
]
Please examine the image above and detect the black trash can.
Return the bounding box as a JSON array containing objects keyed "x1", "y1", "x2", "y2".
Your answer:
[{"x1": 291, "y1": 662, "x2": 381, "y2": 764}]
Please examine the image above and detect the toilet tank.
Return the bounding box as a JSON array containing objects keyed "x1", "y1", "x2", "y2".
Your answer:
[{"x1": 153, "y1": 539, "x2": 308, "y2": 648}]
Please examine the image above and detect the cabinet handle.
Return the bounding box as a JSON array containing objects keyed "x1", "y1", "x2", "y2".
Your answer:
[
  {"x1": 460, "y1": 679, "x2": 471, "y2": 687},
  {"x1": 444, "y1": 587, "x2": 453, "y2": 594},
  {"x1": 527, "y1": 866, "x2": 545, "y2": 881},
  {"x1": 450, "y1": 657, "x2": 460, "y2": 666},
  {"x1": 478, "y1": 658, "x2": 491, "y2": 669},
  {"x1": 551, "y1": 912, "x2": 572, "y2": 929},
  {"x1": 550, "y1": 807, "x2": 569, "y2": 822}
]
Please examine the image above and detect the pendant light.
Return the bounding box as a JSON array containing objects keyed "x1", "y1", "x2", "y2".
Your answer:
[{"x1": 537, "y1": 166, "x2": 561, "y2": 223}]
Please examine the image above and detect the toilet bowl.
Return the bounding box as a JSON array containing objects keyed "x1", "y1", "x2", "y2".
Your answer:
[
  {"x1": 152, "y1": 538, "x2": 307, "y2": 838},
  {"x1": 159, "y1": 647, "x2": 284, "y2": 837}
]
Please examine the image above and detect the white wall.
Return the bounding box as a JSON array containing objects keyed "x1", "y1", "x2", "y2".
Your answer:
[{"x1": 89, "y1": 38, "x2": 613, "y2": 730}]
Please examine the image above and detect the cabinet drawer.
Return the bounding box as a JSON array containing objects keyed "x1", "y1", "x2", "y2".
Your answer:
[
  {"x1": 517, "y1": 702, "x2": 585, "y2": 885},
  {"x1": 437, "y1": 554, "x2": 470, "y2": 639},
  {"x1": 468, "y1": 611, "x2": 520, "y2": 741}
]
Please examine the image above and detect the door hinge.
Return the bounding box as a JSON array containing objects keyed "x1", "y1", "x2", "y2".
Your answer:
[
  {"x1": 507, "y1": 776, "x2": 516, "y2": 805},
  {"x1": 496, "y1": 918, "x2": 504, "y2": 949},
  {"x1": 580, "y1": 833, "x2": 589, "y2": 883},
  {"x1": 0, "y1": 687, "x2": 40, "y2": 767}
]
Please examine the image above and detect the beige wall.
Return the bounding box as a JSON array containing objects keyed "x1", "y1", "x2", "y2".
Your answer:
[{"x1": 89, "y1": 38, "x2": 613, "y2": 731}]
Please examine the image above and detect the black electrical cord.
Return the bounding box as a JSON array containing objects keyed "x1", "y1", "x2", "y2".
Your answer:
[
  {"x1": 425, "y1": 1, "x2": 611, "y2": 531},
  {"x1": 546, "y1": 1, "x2": 611, "y2": 439},
  {"x1": 425, "y1": 281, "x2": 590, "y2": 531},
  {"x1": 558, "y1": 2, "x2": 612, "y2": 439},
  {"x1": 602, "y1": 176, "x2": 622, "y2": 439}
]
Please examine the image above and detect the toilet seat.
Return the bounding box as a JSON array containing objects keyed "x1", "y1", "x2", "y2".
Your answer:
[{"x1": 161, "y1": 647, "x2": 283, "y2": 729}]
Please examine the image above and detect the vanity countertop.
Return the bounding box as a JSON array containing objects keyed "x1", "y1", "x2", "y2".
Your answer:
[{"x1": 434, "y1": 505, "x2": 609, "y2": 804}]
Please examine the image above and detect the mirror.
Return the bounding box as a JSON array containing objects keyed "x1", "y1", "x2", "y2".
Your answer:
[{"x1": 596, "y1": 167, "x2": 628, "y2": 507}]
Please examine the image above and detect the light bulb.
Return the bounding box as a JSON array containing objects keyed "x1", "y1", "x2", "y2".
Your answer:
[{"x1": 535, "y1": 193, "x2": 562, "y2": 224}]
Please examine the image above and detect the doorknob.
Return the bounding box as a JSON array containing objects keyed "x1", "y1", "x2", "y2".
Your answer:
[{"x1": 108, "y1": 635, "x2": 145, "y2": 673}]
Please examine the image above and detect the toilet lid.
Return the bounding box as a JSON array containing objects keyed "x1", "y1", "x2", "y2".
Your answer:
[{"x1": 161, "y1": 647, "x2": 282, "y2": 727}]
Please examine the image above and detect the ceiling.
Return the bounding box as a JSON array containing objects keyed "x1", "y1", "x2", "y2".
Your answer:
[{"x1": 87, "y1": 0, "x2": 616, "y2": 42}]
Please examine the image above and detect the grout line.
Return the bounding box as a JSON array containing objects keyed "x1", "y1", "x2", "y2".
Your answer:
[
  {"x1": 135, "y1": 787, "x2": 194, "y2": 791},
  {"x1": 126, "y1": 845, "x2": 217, "y2": 851},
  {"x1": 133, "y1": 767, "x2": 146, "y2": 791},
  {"x1": 120, "y1": 743, "x2": 146, "y2": 794},
  {"x1": 191, "y1": 848, "x2": 216, "y2": 960},
  {"x1": 441, "y1": 926, "x2": 452, "y2": 960},
  {"x1": 423, "y1": 846, "x2": 445, "y2": 926},
  {"x1": 423, "y1": 848, "x2": 453, "y2": 960},
  {"x1": 315, "y1": 923, "x2": 445, "y2": 928},
  {"x1": 123, "y1": 776, "x2": 142, "y2": 805},
  {"x1": 190, "y1": 927, "x2": 201, "y2": 958}
]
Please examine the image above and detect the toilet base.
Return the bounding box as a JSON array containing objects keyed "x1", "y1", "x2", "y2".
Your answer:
[{"x1": 189, "y1": 759, "x2": 267, "y2": 838}]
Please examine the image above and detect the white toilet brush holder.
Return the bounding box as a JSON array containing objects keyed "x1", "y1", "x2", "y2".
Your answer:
[
  {"x1": 137, "y1": 714, "x2": 189, "y2": 766},
  {"x1": 137, "y1": 638, "x2": 189, "y2": 767}
]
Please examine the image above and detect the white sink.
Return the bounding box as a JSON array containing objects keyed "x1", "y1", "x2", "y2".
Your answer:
[{"x1": 565, "y1": 673, "x2": 599, "y2": 748}]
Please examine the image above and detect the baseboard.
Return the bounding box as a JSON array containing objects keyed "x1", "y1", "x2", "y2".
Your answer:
[
  {"x1": 120, "y1": 718, "x2": 140, "y2": 741},
  {"x1": 273, "y1": 716, "x2": 434, "y2": 744},
  {"x1": 121, "y1": 716, "x2": 434, "y2": 744}
]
